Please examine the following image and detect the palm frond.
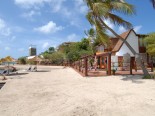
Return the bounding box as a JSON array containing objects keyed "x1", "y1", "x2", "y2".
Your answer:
[
  {"x1": 95, "y1": 19, "x2": 110, "y2": 44},
  {"x1": 84, "y1": 0, "x2": 93, "y2": 9},
  {"x1": 104, "y1": 12, "x2": 132, "y2": 29},
  {"x1": 110, "y1": 1, "x2": 135, "y2": 15},
  {"x1": 86, "y1": 11, "x2": 95, "y2": 25},
  {"x1": 151, "y1": 0, "x2": 155, "y2": 8},
  {"x1": 93, "y1": 2, "x2": 110, "y2": 16}
]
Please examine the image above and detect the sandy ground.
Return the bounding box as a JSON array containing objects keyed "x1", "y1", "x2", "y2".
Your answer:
[{"x1": 0, "y1": 65, "x2": 155, "y2": 116}]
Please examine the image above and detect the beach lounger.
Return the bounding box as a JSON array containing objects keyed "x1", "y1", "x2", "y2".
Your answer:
[
  {"x1": 10, "y1": 67, "x2": 18, "y2": 74},
  {"x1": 27, "y1": 66, "x2": 32, "y2": 71},
  {"x1": 2, "y1": 70, "x2": 8, "y2": 75},
  {"x1": 32, "y1": 66, "x2": 37, "y2": 72}
]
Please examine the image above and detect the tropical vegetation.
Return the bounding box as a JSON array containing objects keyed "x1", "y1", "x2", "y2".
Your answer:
[{"x1": 144, "y1": 33, "x2": 155, "y2": 56}]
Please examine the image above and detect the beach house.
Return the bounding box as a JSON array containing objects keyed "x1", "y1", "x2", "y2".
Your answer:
[{"x1": 96, "y1": 29, "x2": 150, "y2": 70}]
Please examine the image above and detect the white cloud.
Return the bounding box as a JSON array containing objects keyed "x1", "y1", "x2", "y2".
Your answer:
[
  {"x1": 134, "y1": 25, "x2": 142, "y2": 33},
  {"x1": 14, "y1": 0, "x2": 87, "y2": 28},
  {"x1": 15, "y1": 0, "x2": 66, "y2": 11},
  {"x1": 22, "y1": 10, "x2": 41, "y2": 18},
  {"x1": 34, "y1": 21, "x2": 63, "y2": 34},
  {"x1": 15, "y1": 0, "x2": 47, "y2": 8},
  {"x1": 5, "y1": 46, "x2": 10, "y2": 51},
  {"x1": 67, "y1": 33, "x2": 79, "y2": 41},
  {"x1": 42, "y1": 42, "x2": 49, "y2": 49},
  {"x1": 0, "y1": 18, "x2": 11, "y2": 36},
  {"x1": 118, "y1": 26, "x2": 127, "y2": 34}
]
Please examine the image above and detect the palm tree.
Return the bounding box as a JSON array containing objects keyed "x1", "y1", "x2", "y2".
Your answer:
[
  {"x1": 85, "y1": 28, "x2": 96, "y2": 54},
  {"x1": 84, "y1": 0, "x2": 150, "y2": 76},
  {"x1": 85, "y1": 28, "x2": 110, "y2": 54}
]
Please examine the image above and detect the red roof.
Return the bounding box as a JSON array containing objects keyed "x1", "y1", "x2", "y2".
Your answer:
[{"x1": 112, "y1": 29, "x2": 135, "y2": 52}]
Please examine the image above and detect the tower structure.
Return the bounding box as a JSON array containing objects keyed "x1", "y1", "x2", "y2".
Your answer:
[{"x1": 29, "y1": 45, "x2": 36, "y2": 56}]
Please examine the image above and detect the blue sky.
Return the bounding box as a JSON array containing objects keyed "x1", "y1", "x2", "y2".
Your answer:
[{"x1": 0, "y1": 0, "x2": 155, "y2": 59}]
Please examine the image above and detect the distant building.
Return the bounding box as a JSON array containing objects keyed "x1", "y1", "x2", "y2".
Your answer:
[{"x1": 29, "y1": 45, "x2": 36, "y2": 56}]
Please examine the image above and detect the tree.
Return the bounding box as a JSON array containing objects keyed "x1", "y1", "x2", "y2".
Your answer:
[
  {"x1": 144, "y1": 33, "x2": 155, "y2": 56},
  {"x1": 48, "y1": 47, "x2": 55, "y2": 53},
  {"x1": 84, "y1": 0, "x2": 150, "y2": 76},
  {"x1": 50, "y1": 52, "x2": 64, "y2": 65},
  {"x1": 66, "y1": 40, "x2": 92, "y2": 62},
  {"x1": 41, "y1": 47, "x2": 55, "y2": 59},
  {"x1": 18, "y1": 57, "x2": 26, "y2": 64},
  {"x1": 85, "y1": 28, "x2": 110, "y2": 54},
  {"x1": 57, "y1": 42, "x2": 73, "y2": 54}
]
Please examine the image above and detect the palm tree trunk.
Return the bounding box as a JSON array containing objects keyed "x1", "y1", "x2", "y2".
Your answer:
[{"x1": 98, "y1": 17, "x2": 150, "y2": 77}]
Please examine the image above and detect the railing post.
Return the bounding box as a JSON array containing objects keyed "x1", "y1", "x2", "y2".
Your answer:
[
  {"x1": 79, "y1": 60, "x2": 81, "y2": 72},
  {"x1": 108, "y1": 52, "x2": 111, "y2": 75},
  {"x1": 84, "y1": 57, "x2": 88, "y2": 76},
  {"x1": 151, "y1": 57, "x2": 154, "y2": 72},
  {"x1": 130, "y1": 57, "x2": 133, "y2": 75}
]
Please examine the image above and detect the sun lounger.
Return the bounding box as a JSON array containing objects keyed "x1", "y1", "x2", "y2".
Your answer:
[
  {"x1": 2, "y1": 70, "x2": 8, "y2": 75},
  {"x1": 10, "y1": 68, "x2": 18, "y2": 74},
  {"x1": 27, "y1": 66, "x2": 32, "y2": 71},
  {"x1": 32, "y1": 66, "x2": 37, "y2": 72}
]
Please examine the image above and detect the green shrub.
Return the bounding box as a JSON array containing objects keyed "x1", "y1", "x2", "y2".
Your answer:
[{"x1": 143, "y1": 74, "x2": 155, "y2": 79}]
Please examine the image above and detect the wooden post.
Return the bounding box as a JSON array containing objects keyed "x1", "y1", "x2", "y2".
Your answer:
[
  {"x1": 130, "y1": 57, "x2": 132, "y2": 75},
  {"x1": 108, "y1": 53, "x2": 111, "y2": 75},
  {"x1": 79, "y1": 60, "x2": 81, "y2": 72},
  {"x1": 151, "y1": 65, "x2": 154, "y2": 72},
  {"x1": 84, "y1": 57, "x2": 88, "y2": 76},
  {"x1": 150, "y1": 57, "x2": 154, "y2": 72},
  {"x1": 73, "y1": 62, "x2": 75, "y2": 68},
  {"x1": 75, "y1": 62, "x2": 77, "y2": 69}
]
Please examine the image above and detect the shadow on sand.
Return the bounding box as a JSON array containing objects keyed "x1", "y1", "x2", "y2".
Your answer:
[
  {"x1": 34, "y1": 70, "x2": 51, "y2": 72},
  {"x1": 0, "y1": 82, "x2": 6, "y2": 89},
  {"x1": 121, "y1": 75, "x2": 144, "y2": 84},
  {"x1": 7, "y1": 73, "x2": 29, "y2": 76}
]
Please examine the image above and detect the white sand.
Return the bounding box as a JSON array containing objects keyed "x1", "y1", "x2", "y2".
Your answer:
[{"x1": 0, "y1": 65, "x2": 155, "y2": 116}]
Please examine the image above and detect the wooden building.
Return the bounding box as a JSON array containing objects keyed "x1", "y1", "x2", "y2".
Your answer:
[{"x1": 96, "y1": 29, "x2": 149, "y2": 70}]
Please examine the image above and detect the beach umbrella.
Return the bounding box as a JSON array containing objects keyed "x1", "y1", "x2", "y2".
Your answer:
[
  {"x1": 2, "y1": 56, "x2": 15, "y2": 74},
  {"x1": 27, "y1": 56, "x2": 43, "y2": 70},
  {"x1": 27, "y1": 56, "x2": 43, "y2": 63}
]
